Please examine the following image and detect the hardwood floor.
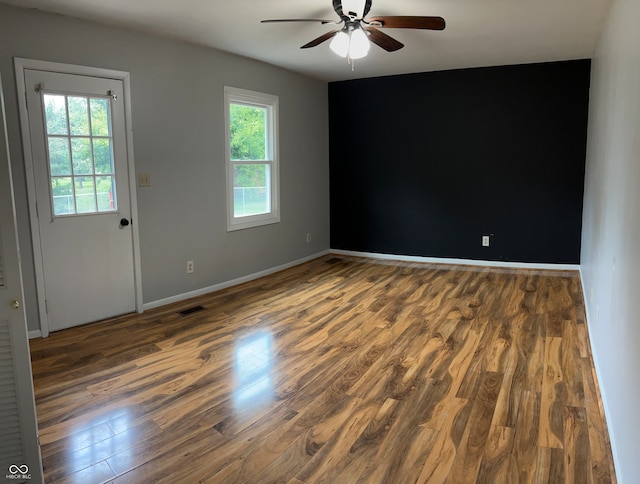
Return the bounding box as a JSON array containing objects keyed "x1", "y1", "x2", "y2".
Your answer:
[{"x1": 29, "y1": 255, "x2": 616, "y2": 483}]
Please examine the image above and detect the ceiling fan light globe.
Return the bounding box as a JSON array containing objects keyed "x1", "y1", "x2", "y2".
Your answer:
[
  {"x1": 330, "y1": 31, "x2": 350, "y2": 57},
  {"x1": 349, "y1": 28, "x2": 370, "y2": 59}
]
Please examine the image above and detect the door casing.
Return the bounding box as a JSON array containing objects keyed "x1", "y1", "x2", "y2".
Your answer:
[{"x1": 14, "y1": 58, "x2": 143, "y2": 337}]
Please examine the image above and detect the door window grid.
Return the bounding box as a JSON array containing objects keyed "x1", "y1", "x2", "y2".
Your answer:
[{"x1": 43, "y1": 94, "x2": 117, "y2": 216}]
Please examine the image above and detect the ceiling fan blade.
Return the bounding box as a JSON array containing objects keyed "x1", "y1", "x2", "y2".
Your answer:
[
  {"x1": 261, "y1": 19, "x2": 336, "y2": 24},
  {"x1": 301, "y1": 30, "x2": 340, "y2": 49},
  {"x1": 364, "y1": 27, "x2": 404, "y2": 52},
  {"x1": 368, "y1": 16, "x2": 446, "y2": 30}
]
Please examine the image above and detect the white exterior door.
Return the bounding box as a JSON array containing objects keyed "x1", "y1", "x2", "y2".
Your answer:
[
  {"x1": 0, "y1": 73, "x2": 43, "y2": 482},
  {"x1": 23, "y1": 68, "x2": 136, "y2": 332}
]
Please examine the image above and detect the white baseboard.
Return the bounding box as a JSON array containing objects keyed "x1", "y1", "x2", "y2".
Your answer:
[
  {"x1": 28, "y1": 329, "x2": 42, "y2": 339},
  {"x1": 330, "y1": 249, "x2": 581, "y2": 271},
  {"x1": 578, "y1": 267, "x2": 621, "y2": 481},
  {"x1": 143, "y1": 250, "x2": 331, "y2": 311}
]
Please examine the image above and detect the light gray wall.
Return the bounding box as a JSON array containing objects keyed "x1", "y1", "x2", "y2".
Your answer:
[
  {"x1": 581, "y1": 0, "x2": 640, "y2": 481},
  {"x1": 0, "y1": 4, "x2": 330, "y2": 332}
]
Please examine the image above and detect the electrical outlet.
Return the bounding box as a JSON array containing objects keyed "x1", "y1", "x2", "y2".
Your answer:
[
  {"x1": 186, "y1": 260, "x2": 194, "y2": 274},
  {"x1": 138, "y1": 173, "x2": 151, "y2": 187},
  {"x1": 306, "y1": 233, "x2": 312, "y2": 244},
  {"x1": 482, "y1": 235, "x2": 490, "y2": 247}
]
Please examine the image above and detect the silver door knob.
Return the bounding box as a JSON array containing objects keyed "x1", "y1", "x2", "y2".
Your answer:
[{"x1": 11, "y1": 300, "x2": 20, "y2": 309}]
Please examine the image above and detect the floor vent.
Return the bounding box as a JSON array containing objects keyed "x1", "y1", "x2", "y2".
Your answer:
[{"x1": 177, "y1": 305, "x2": 205, "y2": 316}]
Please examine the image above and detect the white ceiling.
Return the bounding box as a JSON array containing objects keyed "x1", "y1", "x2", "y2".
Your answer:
[{"x1": 1, "y1": 0, "x2": 612, "y2": 82}]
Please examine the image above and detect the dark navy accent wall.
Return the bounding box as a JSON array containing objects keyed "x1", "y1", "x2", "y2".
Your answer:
[{"x1": 329, "y1": 60, "x2": 591, "y2": 264}]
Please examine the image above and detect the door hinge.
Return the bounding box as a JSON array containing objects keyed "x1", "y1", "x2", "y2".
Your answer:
[
  {"x1": 45, "y1": 299, "x2": 48, "y2": 314},
  {"x1": 24, "y1": 92, "x2": 28, "y2": 109}
]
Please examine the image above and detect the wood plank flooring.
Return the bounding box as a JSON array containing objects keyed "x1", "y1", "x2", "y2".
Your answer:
[{"x1": 29, "y1": 255, "x2": 616, "y2": 483}]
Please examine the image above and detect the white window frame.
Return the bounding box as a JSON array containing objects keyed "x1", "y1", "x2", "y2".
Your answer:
[{"x1": 224, "y1": 86, "x2": 280, "y2": 231}]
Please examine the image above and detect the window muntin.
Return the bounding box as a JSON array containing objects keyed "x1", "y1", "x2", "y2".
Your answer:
[
  {"x1": 225, "y1": 87, "x2": 279, "y2": 231},
  {"x1": 43, "y1": 94, "x2": 116, "y2": 217}
]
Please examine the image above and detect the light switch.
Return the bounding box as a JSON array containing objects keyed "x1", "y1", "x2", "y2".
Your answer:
[{"x1": 138, "y1": 173, "x2": 151, "y2": 187}]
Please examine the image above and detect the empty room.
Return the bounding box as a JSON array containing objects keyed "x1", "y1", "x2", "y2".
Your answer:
[{"x1": 0, "y1": 0, "x2": 638, "y2": 482}]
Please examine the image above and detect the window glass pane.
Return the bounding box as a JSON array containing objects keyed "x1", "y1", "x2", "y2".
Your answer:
[
  {"x1": 47, "y1": 137, "x2": 71, "y2": 176},
  {"x1": 44, "y1": 94, "x2": 68, "y2": 135},
  {"x1": 230, "y1": 104, "x2": 266, "y2": 161},
  {"x1": 71, "y1": 138, "x2": 93, "y2": 175},
  {"x1": 45, "y1": 93, "x2": 118, "y2": 218},
  {"x1": 233, "y1": 164, "x2": 270, "y2": 217},
  {"x1": 90, "y1": 98, "x2": 111, "y2": 136},
  {"x1": 93, "y1": 138, "x2": 113, "y2": 174},
  {"x1": 52, "y1": 177, "x2": 74, "y2": 215},
  {"x1": 75, "y1": 177, "x2": 96, "y2": 213},
  {"x1": 68, "y1": 97, "x2": 90, "y2": 136},
  {"x1": 96, "y1": 176, "x2": 116, "y2": 212}
]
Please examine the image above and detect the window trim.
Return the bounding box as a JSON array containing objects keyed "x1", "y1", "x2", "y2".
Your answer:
[{"x1": 224, "y1": 86, "x2": 280, "y2": 231}]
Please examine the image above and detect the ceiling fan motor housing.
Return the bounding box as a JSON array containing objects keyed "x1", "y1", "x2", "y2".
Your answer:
[{"x1": 334, "y1": 0, "x2": 373, "y2": 20}]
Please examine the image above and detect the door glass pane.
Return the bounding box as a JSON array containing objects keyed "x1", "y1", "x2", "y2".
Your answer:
[
  {"x1": 75, "y1": 177, "x2": 96, "y2": 213},
  {"x1": 68, "y1": 97, "x2": 90, "y2": 136},
  {"x1": 71, "y1": 138, "x2": 93, "y2": 175},
  {"x1": 51, "y1": 177, "x2": 74, "y2": 215},
  {"x1": 93, "y1": 139, "x2": 113, "y2": 174},
  {"x1": 229, "y1": 104, "x2": 267, "y2": 161},
  {"x1": 43, "y1": 94, "x2": 68, "y2": 135},
  {"x1": 45, "y1": 93, "x2": 117, "y2": 217},
  {"x1": 47, "y1": 137, "x2": 71, "y2": 176},
  {"x1": 96, "y1": 176, "x2": 116, "y2": 211},
  {"x1": 90, "y1": 98, "x2": 110, "y2": 136},
  {"x1": 233, "y1": 164, "x2": 270, "y2": 217}
]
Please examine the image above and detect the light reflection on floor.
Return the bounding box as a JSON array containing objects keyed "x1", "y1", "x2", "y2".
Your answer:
[
  {"x1": 53, "y1": 332, "x2": 279, "y2": 480},
  {"x1": 233, "y1": 331, "x2": 275, "y2": 406},
  {"x1": 64, "y1": 408, "x2": 133, "y2": 478}
]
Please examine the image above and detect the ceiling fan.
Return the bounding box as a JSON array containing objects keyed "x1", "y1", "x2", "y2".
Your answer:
[{"x1": 261, "y1": 0, "x2": 445, "y2": 61}]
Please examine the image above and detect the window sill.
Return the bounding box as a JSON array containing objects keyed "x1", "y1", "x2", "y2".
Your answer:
[{"x1": 227, "y1": 214, "x2": 280, "y2": 232}]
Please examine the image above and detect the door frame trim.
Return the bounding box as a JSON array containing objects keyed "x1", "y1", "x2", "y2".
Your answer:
[{"x1": 14, "y1": 58, "x2": 143, "y2": 337}]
